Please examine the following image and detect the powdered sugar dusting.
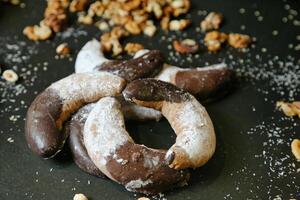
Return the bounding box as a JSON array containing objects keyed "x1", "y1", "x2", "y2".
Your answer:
[
  {"x1": 83, "y1": 97, "x2": 133, "y2": 167},
  {"x1": 163, "y1": 96, "x2": 216, "y2": 167},
  {"x1": 75, "y1": 39, "x2": 108, "y2": 73},
  {"x1": 125, "y1": 179, "x2": 153, "y2": 191},
  {"x1": 50, "y1": 72, "x2": 124, "y2": 102}
]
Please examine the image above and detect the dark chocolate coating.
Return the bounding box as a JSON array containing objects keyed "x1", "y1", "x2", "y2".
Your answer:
[
  {"x1": 97, "y1": 50, "x2": 164, "y2": 82},
  {"x1": 106, "y1": 142, "x2": 190, "y2": 194},
  {"x1": 25, "y1": 89, "x2": 67, "y2": 158},
  {"x1": 175, "y1": 67, "x2": 234, "y2": 101},
  {"x1": 67, "y1": 104, "x2": 105, "y2": 178},
  {"x1": 123, "y1": 79, "x2": 191, "y2": 103}
]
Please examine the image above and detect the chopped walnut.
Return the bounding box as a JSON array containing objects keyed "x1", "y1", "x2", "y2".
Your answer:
[
  {"x1": 204, "y1": 31, "x2": 228, "y2": 52},
  {"x1": 138, "y1": 197, "x2": 150, "y2": 200},
  {"x1": 142, "y1": 20, "x2": 157, "y2": 37},
  {"x1": 44, "y1": 0, "x2": 68, "y2": 32},
  {"x1": 95, "y1": 20, "x2": 110, "y2": 31},
  {"x1": 171, "y1": 0, "x2": 190, "y2": 17},
  {"x1": 73, "y1": 193, "x2": 88, "y2": 200},
  {"x1": 291, "y1": 139, "x2": 300, "y2": 161},
  {"x1": 2, "y1": 69, "x2": 18, "y2": 83},
  {"x1": 69, "y1": 0, "x2": 88, "y2": 12},
  {"x1": 173, "y1": 39, "x2": 199, "y2": 54},
  {"x1": 276, "y1": 101, "x2": 300, "y2": 118},
  {"x1": 100, "y1": 27, "x2": 128, "y2": 56},
  {"x1": 78, "y1": 12, "x2": 93, "y2": 25},
  {"x1": 124, "y1": 43, "x2": 144, "y2": 55},
  {"x1": 169, "y1": 19, "x2": 191, "y2": 31},
  {"x1": 200, "y1": 12, "x2": 223, "y2": 32},
  {"x1": 228, "y1": 33, "x2": 252, "y2": 49},
  {"x1": 124, "y1": 20, "x2": 141, "y2": 35},
  {"x1": 23, "y1": 21, "x2": 52, "y2": 41},
  {"x1": 56, "y1": 43, "x2": 71, "y2": 57}
]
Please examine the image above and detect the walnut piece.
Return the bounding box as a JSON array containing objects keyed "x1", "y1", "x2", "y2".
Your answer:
[
  {"x1": 100, "y1": 27, "x2": 128, "y2": 56},
  {"x1": 276, "y1": 101, "x2": 300, "y2": 118},
  {"x1": 169, "y1": 19, "x2": 191, "y2": 31},
  {"x1": 124, "y1": 43, "x2": 144, "y2": 55},
  {"x1": 56, "y1": 42, "x2": 71, "y2": 56},
  {"x1": 200, "y1": 12, "x2": 223, "y2": 32},
  {"x1": 228, "y1": 33, "x2": 252, "y2": 49},
  {"x1": 2, "y1": 69, "x2": 18, "y2": 83},
  {"x1": 73, "y1": 193, "x2": 88, "y2": 200},
  {"x1": 44, "y1": 0, "x2": 68, "y2": 32},
  {"x1": 138, "y1": 197, "x2": 150, "y2": 200},
  {"x1": 142, "y1": 20, "x2": 157, "y2": 37},
  {"x1": 204, "y1": 31, "x2": 227, "y2": 52},
  {"x1": 69, "y1": 0, "x2": 88, "y2": 12},
  {"x1": 173, "y1": 39, "x2": 199, "y2": 54},
  {"x1": 291, "y1": 139, "x2": 300, "y2": 161},
  {"x1": 23, "y1": 21, "x2": 52, "y2": 41}
]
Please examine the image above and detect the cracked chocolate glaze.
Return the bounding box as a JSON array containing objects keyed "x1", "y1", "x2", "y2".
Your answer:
[
  {"x1": 122, "y1": 79, "x2": 216, "y2": 170},
  {"x1": 25, "y1": 72, "x2": 126, "y2": 158},
  {"x1": 83, "y1": 97, "x2": 190, "y2": 194},
  {"x1": 122, "y1": 79, "x2": 191, "y2": 104},
  {"x1": 96, "y1": 50, "x2": 164, "y2": 82}
]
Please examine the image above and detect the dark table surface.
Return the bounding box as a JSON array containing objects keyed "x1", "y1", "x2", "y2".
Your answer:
[{"x1": 0, "y1": 0, "x2": 300, "y2": 199}]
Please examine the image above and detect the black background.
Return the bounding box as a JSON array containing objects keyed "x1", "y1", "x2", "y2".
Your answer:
[{"x1": 0, "y1": 0, "x2": 299, "y2": 199}]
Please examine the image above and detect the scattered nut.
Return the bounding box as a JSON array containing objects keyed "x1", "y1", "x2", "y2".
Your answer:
[
  {"x1": 44, "y1": 0, "x2": 68, "y2": 32},
  {"x1": 23, "y1": 21, "x2": 52, "y2": 41},
  {"x1": 2, "y1": 69, "x2": 18, "y2": 83},
  {"x1": 200, "y1": 12, "x2": 223, "y2": 32},
  {"x1": 124, "y1": 43, "x2": 144, "y2": 55},
  {"x1": 78, "y1": 13, "x2": 93, "y2": 25},
  {"x1": 291, "y1": 139, "x2": 300, "y2": 161},
  {"x1": 73, "y1": 193, "x2": 88, "y2": 200},
  {"x1": 138, "y1": 197, "x2": 150, "y2": 200},
  {"x1": 169, "y1": 19, "x2": 191, "y2": 31},
  {"x1": 56, "y1": 43, "x2": 71, "y2": 57},
  {"x1": 142, "y1": 20, "x2": 157, "y2": 37},
  {"x1": 228, "y1": 33, "x2": 252, "y2": 49},
  {"x1": 95, "y1": 20, "x2": 110, "y2": 31},
  {"x1": 204, "y1": 31, "x2": 227, "y2": 52},
  {"x1": 276, "y1": 101, "x2": 300, "y2": 118},
  {"x1": 69, "y1": 0, "x2": 88, "y2": 12},
  {"x1": 124, "y1": 20, "x2": 141, "y2": 35},
  {"x1": 173, "y1": 39, "x2": 199, "y2": 54}
]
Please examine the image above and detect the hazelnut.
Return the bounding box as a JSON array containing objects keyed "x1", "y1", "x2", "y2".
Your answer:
[
  {"x1": 2, "y1": 69, "x2": 18, "y2": 83},
  {"x1": 73, "y1": 193, "x2": 88, "y2": 200}
]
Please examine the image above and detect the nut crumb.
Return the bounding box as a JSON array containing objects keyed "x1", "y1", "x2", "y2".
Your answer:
[
  {"x1": 291, "y1": 139, "x2": 300, "y2": 161},
  {"x1": 73, "y1": 193, "x2": 88, "y2": 200},
  {"x1": 228, "y1": 33, "x2": 252, "y2": 49},
  {"x1": 124, "y1": 43, "x2": 144, "y2": 55},
  {"x1": 69, "y1": 0, "x2": 88, "y2": 12},
  {"x1": 2, "y1": 69, "x2": 19, "y2": 83},
  {"x1": 169, "y1": 19, "x2": 191, "y2": 31},
  {"x1": 200, "y1": 12, "x2": 223, "y2": 32},
  {"x1": 276, "y1": 101, "x2": 300, "y2": 118},
  {"x1": 138, "y1": 197, "x2": 150, "y2": 200},
  {"x1": 23, "y1": 21, "x2": 52, "y2": 41},
  {"x1": 173, "y1": 39, "x2": 199, "y2": 54},
  {"x1": 56, "y1": 43, "x2": 71, "y2": 57},
  {"x1": 204, "y1": 31, "x2": 227, "y2": 52}
]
